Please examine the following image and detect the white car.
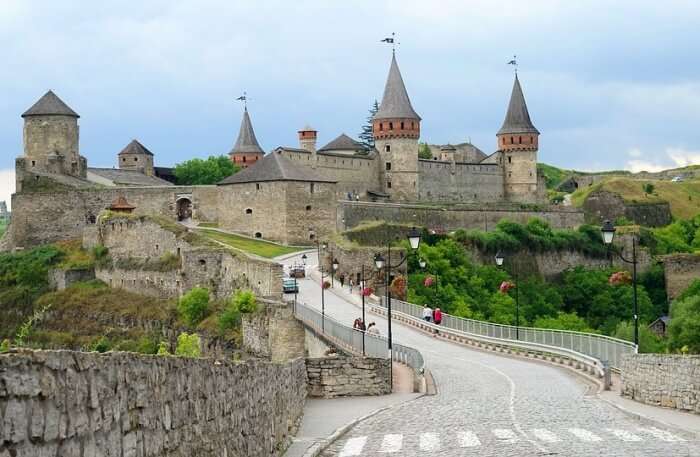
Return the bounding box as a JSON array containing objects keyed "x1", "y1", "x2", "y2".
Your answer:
[{"x1": 671, "y1": 176, "x2": 684, "y2": 182}]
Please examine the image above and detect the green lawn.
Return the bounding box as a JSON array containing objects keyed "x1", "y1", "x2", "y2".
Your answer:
[
  {"x1": 197, "y1": 222, "x2": 219, "y2": 228},
  {"x1": 196, "y1": 229, "x2": 303, "y2": 258}
]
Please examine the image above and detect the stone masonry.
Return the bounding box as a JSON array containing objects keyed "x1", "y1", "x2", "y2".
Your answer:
[
  {"x1": 621, "y1": 354, "x2": 700, "y2": 414},
  {"x1": 306, "y1": 356, "x2": 391, "y2": 398},
  {"x1": 0, "y1": 349, "x2": 307, "y2": 456},
  {"x1": 242, "y1": 300, "x2": 305, "y2": 363},
  {"x1": 661, "y1": 253, "x2": 700, "y2": 302}
]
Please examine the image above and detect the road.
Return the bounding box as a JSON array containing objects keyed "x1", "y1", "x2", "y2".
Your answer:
[{"x1": 281, "y1": 252, "x2": 699, "y2": 457}]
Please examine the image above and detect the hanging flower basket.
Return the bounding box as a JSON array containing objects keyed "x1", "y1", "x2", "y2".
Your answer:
[
  {"x1": 424, "y1": 276, "x2": 435, "y2": 287},
  {"x1": 361, "y1": 287, "x2": 374, "y2": 297},
  {"x1": 390, "y1": 275, "x2": 407, "y2": 300},
  {"x1": 499, "y1": 281, "x2": 515, "y2": 294},
  {"x1": 609, "y1": 270, "x2": 632, "y2": 286},
  {"x1": 322, "y1": 281, "x2": 331, "y2": 289}
]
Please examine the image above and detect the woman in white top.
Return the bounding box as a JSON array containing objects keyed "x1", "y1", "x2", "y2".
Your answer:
[{"x1": 422, "y1": 305, "x2": 432, "y2": 322}]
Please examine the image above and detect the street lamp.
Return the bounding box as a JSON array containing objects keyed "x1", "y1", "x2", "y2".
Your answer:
[
  {"x1": 601, "y1": 220, "x2": 639, "y2": 348},
  {"x1": 332, "y1": 258, "x2": 339, "y2": 273},
  {"x1": 494, "y1": 251, "x2": 519, "y2": 340},
  {"x1": 315, "y1": 240, "x2": 330, "y2": 332},
  {"x1": 374, "y1": 227, "x2": 422, "y2": 386},
  {"x1": 418, "y1": 258, "x2": 426, "y2": 269}
]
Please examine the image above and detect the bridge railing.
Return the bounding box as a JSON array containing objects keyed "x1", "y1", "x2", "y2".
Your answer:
[
  {"x1": 294, "y1": 301, "x2": 425, "y2": 374},
  {"x1": 381, "y1": 298, "x2": 636, "y2": 372}
]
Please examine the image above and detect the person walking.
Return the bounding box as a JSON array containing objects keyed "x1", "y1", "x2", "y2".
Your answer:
[
  {"x1": 422, "y1": 304, "x2": 432, "y2": 322},
  {"x1": 366, "y1": 322, "x2": 380, "y2": 336},
  {"x1": 433, "y1": 308, "x2": 443, "y2": 336},
  {"x1": 348, "y1": 278, "x2": 354, "y2": 293},
  {"x1": 339, "y1": 274, "x2": 345, "y2": 288}
]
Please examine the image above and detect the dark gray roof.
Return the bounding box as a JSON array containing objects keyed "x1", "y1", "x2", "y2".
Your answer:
[
  {"x1": 497, "y1": 75, "x2": 539, "y2": 135},
  {"x1": 230, "y1": 108, "x2": 264, "y2": 155},
  {"x1": 374, "y1": 54, "x2": 421, "y2": 121},
  {"x1": 22, "y1": 90, "x2": 79, "y2": 118},
  {"x1": 87, "y1": 168, "x2": 174, "y2": 187},
  {"x1": 218, "y1": 151, "x2": 336, "y2": 185},
  {"x1": 318, "y1": 134, "x2": 365, "y2": 152},
  {"x1": 118, "y1": 139, "x2": 154, "y2": 156}
]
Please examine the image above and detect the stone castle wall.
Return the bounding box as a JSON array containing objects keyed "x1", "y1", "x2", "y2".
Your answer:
[
  {"x1": 417, "y1": 160, "x2": 505, "y2": 202},
  {"x1": 306, "y1": 356, "x2": 391, "y2": 398},
  {"x1": 582, "y1": 190, "x2": 672, "y2": 227},
  {"x1": 621, "y1": 354, "x2": 700, "y2": 414},
  {"x1": 661, "y1": 253, "x2": 700, "y2": 302},
  {"x1": 5, "y1": 184, "x2": 218, "y2": 249},
  {"x1": 339, "y1": 201, "x2": 585, "y2": 233},
  {"x1": 242, "y1": 300, "x2": 305, "y2": 363},
  {"x1": 0, "y1": 350, "x2": 307, "y2": 456}
]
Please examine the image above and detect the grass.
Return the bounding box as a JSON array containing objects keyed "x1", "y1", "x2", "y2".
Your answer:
[
  {"x1": 571, "y1": 176, "x2": 700, "y2": 219},
  {"x1": 196, "y1": 229, "x2": 303, "y2": 258},
  {"x1": 0, "y1": 219, "x2": 7, "y2": 238},
  {"x1": 198, "y1": 222, "x2": 219, "y2": 228}
]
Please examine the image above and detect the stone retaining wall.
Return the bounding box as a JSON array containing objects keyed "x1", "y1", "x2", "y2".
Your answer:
[
  {"x1": 0, "y1": 350, "x2": 307, "y2": 456},
  {"x1": 621, "y1": 354, "x2": 700, "y2": 414},
  {"x1": 661, "y1": 253, "x2": 700, "y2": 302},
  {"x1": 306, "y1": 356, "x2": 391, "y2": 398}
]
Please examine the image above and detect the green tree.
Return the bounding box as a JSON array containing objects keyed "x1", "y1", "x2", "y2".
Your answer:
[
  {"x1": 667, "y1": 284, "x2": 700, "y2": 353},
  {"x1": 614, "y1": 321, "x2": 667, "y2": 353},
  {"x1": 178, "y1": 287, "x2": 210, "y2": 326},
  {"x1": 358, "y1": 100, "x2": 379, "y2": 150},
  {"x1": 642, "y1": 183, "x2": 655, "y2": 195},
  {"x1": 418, "y1": 142, "x2": 433, "y2": 159},
  {"x1": 175, "y1": 332, "x2": 201, "y2": 357},
  {"x1": 157, "y1": 341, "x2": 171, "y2": 356},
  {"x1": 173, "y1": 155, "x2": 240, "y2": 185},
  {"x1": 218, "y1": 289, "x2": 257, "y2": 331},
  {"x1": 533, "y1": 312, "x2": 595, "y2": 332}
]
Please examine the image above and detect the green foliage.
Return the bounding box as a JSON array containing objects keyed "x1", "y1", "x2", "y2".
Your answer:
[
  {"x1": 358, "y1": 100, "x2": 379, "y2": 149},
  {"x1": 533, "y1": 312, "x2": 596, "y2": 333},
  {"x1": 197, "y1": 229, "x2": 302, "y2": 258},
  {"x1": 175, "y1": 332, "x2": 201, "y2": 357},
  {"x1": 178, "y1": 287, "x2": 210, "y2": 326},
  {"x1": 15, "y1": 304, "x2": 52, "y2": 347},
  {"x1": 219, "y1": 290, "x2": 257, "y2": 332},
  {"x1": 537, "y1": 163, "x2": 570, "y2": 190},
  {"x1": 92, "y1": 245, "x2": 109, "y2": 260},
  {"x1": 668, "y1": 291, "x2": 700, "y2": 353},
  {"x1": 418, "y1": 142, "x2": 433, "y2": 159},
  {"x1": 90, "y1": 336, "x2": 110, "y2": 353},
  {"x1": 233, "y1": 290, "x2": 257, "y2": 313},
  {"x1": 639, "y1": 264, "x2": 668, "y2": 318},
  {"x1": 0, "y1": 245, "x2": 62, "y2": 291},
  {"x1": 678, "y1": 279, "x2": 700, "y2": 302},
  {"x1": 614, "y1": 216, "x2": 634, "y2": 226},
  {"x1": 0, "y1": 339, "x2": 10, "y2": 352},
  {"x1": 173, "y1": 155, "x2": 240, "y2": 185},
  {"x1": 614, "y1": 321, "x2": 667, "y2": 353},
  {"x1": 157, "y1": 341, "x2": 171, "y2": 356},
  {"x1": 642, "y1": 183, "x2": 655, "y2": 195},
  {"x1": 642, "y1": 215, "x2": 700, "y2": 255}
]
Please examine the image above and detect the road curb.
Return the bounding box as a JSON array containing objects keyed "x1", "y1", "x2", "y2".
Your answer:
[{"x1": 300, "y1": 394, "x2": 427, "y2": 457}]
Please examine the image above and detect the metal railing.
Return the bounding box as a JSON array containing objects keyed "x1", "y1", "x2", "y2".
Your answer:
[
  {"x1": 381, "y1": 298, "x2": 636, "y2": 372},
  {"x1": 294, "y1": 301, "x2": 425, "y2": 373}
]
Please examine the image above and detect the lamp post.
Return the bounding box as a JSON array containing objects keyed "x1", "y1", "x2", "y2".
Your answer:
[
  {"x1": 601, "y1": 220, "x2": 639, "y2": 347},
  {"x1": 361, "y1": 263, "x2": 367, "y2": 356},
  {"x1": 294, "y1": 253, "x2": 307, "y2": 313},
  {"x1": 495, "y1": 250, "x2": 519, "y2": 340},
  {"x1": 374, "y1": 226, "x2": 422, "y2": 386},
  {"x1": 316, "y1": 241, "x2": 329, "y2": 332}
]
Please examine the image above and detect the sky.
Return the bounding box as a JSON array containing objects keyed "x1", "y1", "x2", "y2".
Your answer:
[{"x1": 2, "y1": 0, "x2": 700, "y2": 209}]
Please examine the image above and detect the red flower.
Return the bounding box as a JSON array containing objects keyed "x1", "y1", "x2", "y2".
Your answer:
[
  {"x1": 609, "y1": 271, "x2": 632, "y2": 286},
  {"x1": 424, "y1": 276, "x2": 434, "y2": 287},
  {"x1": 361, "y1": 287, "x2": 374, "y2": 297},
  {"x1": 499, "y1": 281, "x2": 515, "y2": 294}
]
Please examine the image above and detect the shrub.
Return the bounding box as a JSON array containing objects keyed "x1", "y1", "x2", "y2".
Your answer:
[
  {"x1": 175, "y1": 332, "x2": 201, "y2": 357},
  {"x1": 90, "y1": 336, "x2": 110, "y2": 353},
  {"x1": 92, "y1": 245, "x2": 109, "y2": 260},
  {"x1": 668, "y1": 294, "x2": 700, "y2": 354},
  {"x1": 614, "y1": 321, "x2": 667, "y2": 353},
  {"x1": 157, "y1": 341, "x2": 171, "y2": 356},
  {"x1": 0, "y1": 339, "x2": 9, "y2": 352},
  {"x1": 178, "y1": 287, "x2": 210, "y2": 326},
  {"x1": 233, "y1": 290, "x2": 257, "y2": 313},
  {"x1": 219, "y1": 290, "x2": 257, "y2": 332},
  {"x1": 642, "y1": 183, "x2": 655, "y2": 195}
]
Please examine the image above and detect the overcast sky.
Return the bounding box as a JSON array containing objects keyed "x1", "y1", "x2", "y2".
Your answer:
[{"x1": 2, "y1": 1, "x2": 700, "y2": 208}]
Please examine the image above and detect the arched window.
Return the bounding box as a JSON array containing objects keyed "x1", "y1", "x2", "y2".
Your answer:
[
  {"x1": 305, "y1": 205, "x2": 312, "y2": 211},
  {"x1": 400, "y1": 122, "x2": 404, "y2": 129},
  {"x1": 255, "y1": 232, "x2": 262, "y2": 238},
  {"x1": 519, "y1": 136, "x2": 522, "y2": 144},
  {"x1": 245, "y1": 208, "x2": 253, "y2": 214}
]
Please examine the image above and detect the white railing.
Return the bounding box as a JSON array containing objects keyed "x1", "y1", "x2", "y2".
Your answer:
[
  {"x1": 381, "y1": 298, "x2": 636, "y2": 372},
  {"x1": 294, "y1": 301, "x2": 425, "y2": 374}
]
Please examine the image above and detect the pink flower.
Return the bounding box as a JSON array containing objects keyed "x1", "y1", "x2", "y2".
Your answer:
[
  {"x1": 424, "y1": 276, "x2": 434, "y2": 287},
  {"x1": 361, "y1": 287, "x2": 374, "y2": 297},
  {"x1": 499, "y1": 281, "x2": 515, "y2": 294},
  {"x1": 609, "y1": 271, "x2": 632, "y2": 285}
]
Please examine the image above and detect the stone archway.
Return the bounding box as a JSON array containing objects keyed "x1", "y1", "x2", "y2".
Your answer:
[{"x1": 176, "y1": 198, "x2": 192, "y2": 222}]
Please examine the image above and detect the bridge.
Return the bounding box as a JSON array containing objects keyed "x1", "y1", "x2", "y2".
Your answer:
[{"x1": 281, "y1": 251, "x2": 698, "y2": 457}]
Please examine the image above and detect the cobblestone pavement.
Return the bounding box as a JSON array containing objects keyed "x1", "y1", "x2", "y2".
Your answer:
[{"x1": 282, "y1": 254, "x2": 700, "y2": 456}]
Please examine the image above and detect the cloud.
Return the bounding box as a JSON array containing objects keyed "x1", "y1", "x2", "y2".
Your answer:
[
  {"x1": 625, "y1": 147, "x2": 700, "y2": 173},
  {"x1": 0, "y1": 169, "x2": 15, "y2": 211}
]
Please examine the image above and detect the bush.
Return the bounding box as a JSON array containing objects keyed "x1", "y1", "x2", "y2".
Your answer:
[
  {"x1": 614, "y1": 321, "x2": 667, "y2": 353},
  {"x1": 219, "y1": 290, "x2": 257, "y2": 332},
  {"x1": 157, "y1": 341, "x2": 171, "y2": 356},
  {"x1": 92, "y1": 245, "x2": 109, "y2": 260},
  {"x1": 233, "y1": 290, "x2": 257, "y2": 313},
  {"x1": 90, "y1": 336, "x2": 110, "y2": 353},
  {"x1": 178, "y1": 287, "x2": 210, "y2": 326},
  {"x1": 668, "y1": 293, "x2": 700, "y2": 354},
  {"x1": 175, "y1": 332, "x2": 201, "y2": 357}
]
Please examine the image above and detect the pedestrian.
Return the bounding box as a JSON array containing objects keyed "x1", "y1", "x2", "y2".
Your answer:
[
  {"x1": 355, "y1": 194, "x2": 360, "y2": 202},
  {"x1": 339, "y1": 274, "x2": 345, "y2": 288},
  {"x1": 347, "y1": 192, "x2": 352, "y2": 200},
  {"x1": 366, "y1": 322, "x2": 380, "y2": 336},
  {"x1": 353, "y1": 318, "x2": 362, "y2": 330},
  {"x1": 433, "y1": 308, "x2": 442, "y2": 326},
  {"x1": 348, "y1": 278, "x2": 354, "y2": 293},
  {"x1": 359, "y1": 319, "x2": 366, "y2": 331},
  {"x1": 422, "y1": 304, "x2": 432, "y2": 322}
]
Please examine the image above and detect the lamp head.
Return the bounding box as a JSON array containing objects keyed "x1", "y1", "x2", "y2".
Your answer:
[
  {"x1": 407, "y1": 226, "x2": 421, "y2": 250},
  {"x1": 332, "y1": 258, "x2": 339, "y2": 271},
  {"x1": 374, "y1": 253, "x2": 385, "y2": 270},
  {"x1": 494, "y1": 251, "x2": 505, "y2": 267},
  {"x1": 601, "y1": 220, "x2": 616, "y2": 245}
]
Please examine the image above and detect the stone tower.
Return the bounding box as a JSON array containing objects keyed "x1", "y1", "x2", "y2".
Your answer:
[
  {"x1": 229, "y1": 108, "x2": 264, "y2": 169},
  {"x1": 373, "y1": 53, "x2": 421, "y2": 201},
  {"x1": 298, "y1": 125, "x2": 318, "y2": 153},
  {"x1": 19, "y1": 90, "x2": 86, "y2": 179},
  {"x1": 497, "y1": 74, "x2": 540, "y2": 203},
  {"x1": 118, "y1": 140, "x2": 155, "y2": 176}
]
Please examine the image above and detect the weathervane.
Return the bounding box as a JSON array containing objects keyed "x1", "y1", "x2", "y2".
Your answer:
[
  {"x1": 381, "y1": 32, "x2": 399, "y2": 54},
  {"x1": 507, "y1": 55, "x2": 518, "y2": 74},
  {"x1": 236, "y1": 91, "x2": 248, "y2": 110}
]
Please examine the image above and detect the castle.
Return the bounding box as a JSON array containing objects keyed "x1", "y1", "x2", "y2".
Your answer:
[{"x1": 3, "y1": 52, "x2": 581, "y2": 251}]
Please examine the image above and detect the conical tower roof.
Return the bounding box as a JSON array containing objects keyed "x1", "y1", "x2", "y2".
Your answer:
[
  {"x1": 118, "y1": 139, "x2": 154, "y2": 156},
  {"x1": 497, "y1": 75, "x2": 539, "y2": 135},
  {"x1": 230, "y1": 108, "x2": 264, "y2": 155},
  {"x1": 22, "y1": 90, "x2": 79, "y2": 118},
  {"x1": 374, "y1": 54, "x2": 421, "y2": 121}
]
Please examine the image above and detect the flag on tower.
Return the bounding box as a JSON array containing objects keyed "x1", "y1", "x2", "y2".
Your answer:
[{"x1": 381, "y1": 37, "x2": 394, "y2": 43}]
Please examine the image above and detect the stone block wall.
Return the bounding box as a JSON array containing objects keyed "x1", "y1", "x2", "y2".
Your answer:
[
  {"x1": 306, "y1": 356, "x2": 391, "y2": 398},
  {"x1": 417, "y1": 160, "x2": 505, "y2": 203},
  {"x1": 621, "y1": 354, "x2": 700, "y2": 414},
  {"x1": 583, "y1": 190, "x2": 672, "y2": 227},
  {"x1": 242, "y1": 300, "x2": 306, "y2": 363},
  {"x1": 0, "y1": 350, "x2": 307, "y2": 456},
  {"x1": 661, "y1": 253, "x2": 700, "y2": 302},
  {"x1": 48, "y1": 268, "x2": 95, "y2": 290}
]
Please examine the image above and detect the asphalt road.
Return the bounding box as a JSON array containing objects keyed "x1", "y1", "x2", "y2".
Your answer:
[{"x1": 281, "y1": 252, "x2": 700, "y2": 457}]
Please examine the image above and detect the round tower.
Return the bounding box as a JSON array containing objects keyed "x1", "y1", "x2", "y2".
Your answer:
[
  {"x1": 497, "y1": 74, "x2": 540, "y2": 203},
  {"x1": 298, "y1": 125, "x2": 318, "y2": 153},
  {"x1": 373, "y1": 53, "x2": 421, "y2": 201}
]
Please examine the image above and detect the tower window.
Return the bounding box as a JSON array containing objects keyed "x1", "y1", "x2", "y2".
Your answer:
[
  {"x1": 245, "y1": 208, "x2": 253, "y2": 214},
  {"x1": 256, "y1": 183, "x2": 260, "y2": 190},
  {"x1": 385, "y1": 145, "x2": 391, "y2": 153},
  {"x1": 389, "y1": 122, "x2": 393, "y2": 130},
  {"x1": 400, "y1": 122, "x2": 404, "y2": 129},
  {"x1": 134, "y1": 157, "x2": 138, "y2": 161},
  {"x1": 305, "y1": 205, "x2": 312, "y2": 211},
  {"x1": 122, "y1": 157, "x2": 126, "y2": 162},
  {"x1": 411, "y1": 122, "x2": 415, "y2": 129},
  {"x1": 243, "y1": 156, "x2": 246, "y2": 162},
  {"x1": 387, "y1": 181, "x2": 392, "y2": 189},
  {"x1": 254, "y1": 232, "x2": 262, "y2": 238},
  {"x1": 508, "y1": 156, "x2": 512, "y2": 164},
  {"x1": 519, "y1": 136, "x2": 522, "y2": 144},
  {"x1": 31, "y1": 160, "x2": 36, "y2": 167},
  {"x1": 385, "y1": 162, "x2": 391, "y2": 171},
  {"x1": 379, "y1": 123, "x2": 384, "y2": 131},
  {"x1": 310, "y1": 183, "x2": 315, "y2": 193},
  {"x1": 530, "y1": 137, "x2": 534, "y2": 144}
]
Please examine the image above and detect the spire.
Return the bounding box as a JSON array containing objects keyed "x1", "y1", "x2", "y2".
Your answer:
[
  {"x1": 22, "y1": 90, "x2": 79, "y2": 118},
  {"x1": 374, "y1": 54, "x2": 421, "y2": 121},
  {"x1": 497, "y1": 74, "x2": 538, "y2": 135},
  {"x1": 230, "y1": 108, "x2": 264, "y2": 155}
]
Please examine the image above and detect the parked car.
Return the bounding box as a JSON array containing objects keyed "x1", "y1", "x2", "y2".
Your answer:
[
  {"x1": 671, "y1": 176, "x2": 684, "y2": 182},
  {"x1": 283, "y1": 278, "x2": 299, "y2": 294}
]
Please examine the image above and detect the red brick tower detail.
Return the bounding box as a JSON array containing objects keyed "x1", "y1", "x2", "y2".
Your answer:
[
  {"x1": 298, "y1": 125, "x2": 318, "y2": 153},
  {"x1": 372, "y1": 54, "x2": 421, "y2": 140}
]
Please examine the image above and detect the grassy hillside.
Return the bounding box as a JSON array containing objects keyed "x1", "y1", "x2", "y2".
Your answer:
[
  {"x1": 571, "y1": 177, "x2": 700, "y2": 219},
  {"x1": 196, "y1": 228, "x2": 303, "y2": 258}
]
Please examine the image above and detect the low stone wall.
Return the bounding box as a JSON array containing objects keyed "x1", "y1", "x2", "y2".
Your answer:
[
  {"x1": 583, "y1": 190, "x2": 672, "y2": 227},
  {"x1": 621, "y1": 354, "x2": 700, "y2": 414},
  {"x1": 0, "y1": 350, "x2": 307, "y2": 456},
  {"x1": 306, "y1": 356, "x2": 391, "y2": 398},
  {"x1": 48, "y1": 267, "x2": 95, "y2": 290}
]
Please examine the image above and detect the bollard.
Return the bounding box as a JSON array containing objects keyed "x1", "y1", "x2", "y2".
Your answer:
[{"x1": 602, "y1": 360, "x2": 612, "y2": 391}]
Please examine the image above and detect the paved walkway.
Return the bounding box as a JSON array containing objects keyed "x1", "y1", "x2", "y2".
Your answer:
[{"x1": 280, "y1": 252, "x2": 700, "y2": 456}]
